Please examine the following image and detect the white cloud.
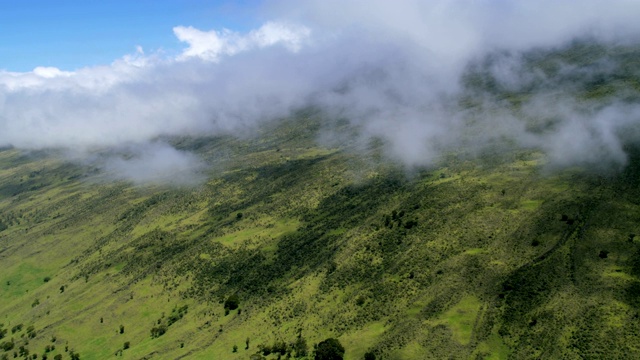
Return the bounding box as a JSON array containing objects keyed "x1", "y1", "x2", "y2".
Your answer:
[
  {"x1": 103, "y1": 142, "x2": 206, "y2": 185},
  {"x1": 32, "y1": 66, "x2": 74, "y2": 79},
  {"x1": 173, "y1": 21, "x2": 310, "y2": 61},
  {"x1": 1, "y1": 1, "x2": 640, "y2": 184}
]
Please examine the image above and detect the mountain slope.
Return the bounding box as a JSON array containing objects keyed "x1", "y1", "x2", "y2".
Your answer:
[{"x1": 2, "y1": 42, "x2": 640, "y2": 360}]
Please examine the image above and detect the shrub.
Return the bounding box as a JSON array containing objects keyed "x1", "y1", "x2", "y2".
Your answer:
[
  {"x1": 0, "y1": 341, "x2": 14, "y2": 351},
  {"x1": 403, "y1": 220, "x2": 418, "y2": 229},
  {"x1": 293, "y1": 336, "x2": 308, "y2": 358},
  {"x1": 11, "y1": 324, "x2": 22, "y2": 333},
  {"x1": 272, "y1": 341, "x2": 287, "y2": 355},
  {"x1": 259, "y1": 344, "x2": 272, "y2": 356},
  {"x1": 224, "y1": 294, "x2": 240, "y2": 310},
  {"x1": 150, "y1": 325, "x2": 167, "y2": 338}
]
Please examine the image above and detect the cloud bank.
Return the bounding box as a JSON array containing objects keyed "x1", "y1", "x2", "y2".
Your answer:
[{"x1": 1, "y1": 0, "x2": 640, "y2": 183}]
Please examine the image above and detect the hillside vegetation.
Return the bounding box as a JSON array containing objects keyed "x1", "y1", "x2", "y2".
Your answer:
[{"x1": 2, "y1": 41, "x2": 640, "y2": 360}]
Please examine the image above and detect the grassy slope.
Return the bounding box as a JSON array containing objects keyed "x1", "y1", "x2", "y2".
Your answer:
[{"x1": 1, "y1": 42, "x2": 640, "y2": 359}]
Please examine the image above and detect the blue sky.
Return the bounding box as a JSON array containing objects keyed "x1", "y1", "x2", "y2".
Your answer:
[{"x1": 0, "y1": 0, "x2": 263, "y2": 71}]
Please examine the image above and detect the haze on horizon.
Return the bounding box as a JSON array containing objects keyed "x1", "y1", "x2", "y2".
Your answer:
[{"x1": 1, "y1": 0, "x2": 640, "y2": 184}]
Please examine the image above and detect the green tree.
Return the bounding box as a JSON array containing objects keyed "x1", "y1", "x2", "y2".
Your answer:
[{"x1": 314, "y1": 338, "x2": 344, "y2": 360}]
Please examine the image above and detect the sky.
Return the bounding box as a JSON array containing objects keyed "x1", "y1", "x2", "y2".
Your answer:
[
  {"x1": 1, "y1": 1, "x2": 640, "y2": 185},
  {"x1": 0, "y1": 0, "x2": 263, "y2": 71}
]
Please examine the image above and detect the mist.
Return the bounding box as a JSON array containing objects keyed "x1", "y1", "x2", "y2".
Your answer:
[
  {"x1": 1, "y1": 1, "x2": 640, "y2": 184},
  {"x1": 101, "y1": 142, "x2": 206, "y2": 186}
]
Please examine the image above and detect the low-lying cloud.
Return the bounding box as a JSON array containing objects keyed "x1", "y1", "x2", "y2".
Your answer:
[
  {"x1": 102, "y1": 142, "x2": 206, "y2": 186},
  {"x1": 1, "y1": 0, "x2": 640, "y2": 184}
]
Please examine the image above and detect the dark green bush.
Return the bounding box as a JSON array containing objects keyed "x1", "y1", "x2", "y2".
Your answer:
[
  {"x1": 315, "y1": 338, "x2": 344, "y2": 360},
  {"x1": 224, "y1": 294, "x2": 240, "y2": 310}
]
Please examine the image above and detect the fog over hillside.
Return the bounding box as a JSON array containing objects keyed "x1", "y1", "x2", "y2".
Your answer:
[{"x1": 1, "y1": 0, "x2": 640, "y2": 183}]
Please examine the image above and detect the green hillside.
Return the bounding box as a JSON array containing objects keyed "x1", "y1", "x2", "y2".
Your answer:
[{"x1": 2, "y1": 42, "x2": 640, "y2": 360}]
